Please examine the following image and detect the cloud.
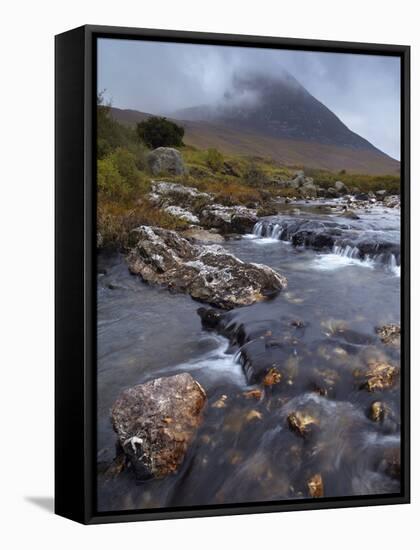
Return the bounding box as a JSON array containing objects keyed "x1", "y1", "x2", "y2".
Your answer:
[{"x1": 98, "y1": 38, "x2": 400, "y2": 159}]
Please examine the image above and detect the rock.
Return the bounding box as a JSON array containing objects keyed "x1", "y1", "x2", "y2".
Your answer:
[
  {"x1": 212, "y1": 394, "x2": 228, "y2": 408},
  {"x1": 243, "y1": 389, "x2": 263, "y2": 400},
  {"x1": 181, "y1": 227, "x2": 225, "y2": 243},
  {"x1": 381, "y1": 447, "x2": 401, "y2": 480},
  {"x1": 246, "y1": 410, "x2": 263, "y2": 422},
  {"x1": 97, "y1": 231, "x2": 103, "y2": 248},
  {"x1": 287, "y1": 411, "x2": 320, "y2": 438},
  {"x1": 299, "y1": 180, "x2": 317, "y2": 198},
  {"x1": 263, "y1": 367, "x2": 282, "y2": 386},
  {"x1": 164, "y1": 205, "x2": 199, "y2": 224},
  {"x1": 111, "y1": 373, "x2": 206, "y2": 480},
  {"x1": 375, "y1": 189, "x2": 388, "y2": 199},
  {"x1": 147, "y1": 147, "x2": 187, "y2": 176},
  {"x1": 307, "y1": 473, "x2": 324, "y2": 497},
  {"x1": 335, "y1": 181, "x2": 349, "y2": 194},
  {"x1": 341, "y1": 209, "x2": 360, "y2": 220},
  {"x1": 356, "y1": 360, "x2": 399, "y2": 392},
  {"x1": 200, "y1": 204, "x2": 257, "y2": 234},
  {"x1": 376, "y1": 323, "x2": 400, "y2": 346},
  {"x1": 383, "y1": 195, "x2": 400, "y2": 209},
  {"x1": 127, "y1": 226, "x2": 287, "y2": 309},
  {"x1": 369, "y1": 401, "x2": 388, "y2": 422},
  {"x1": 325, "y1": 187, "x2": 340, "y2": 198},
  {"x1": 149, "y1": 181, "x2": 212, "y2": 211}
]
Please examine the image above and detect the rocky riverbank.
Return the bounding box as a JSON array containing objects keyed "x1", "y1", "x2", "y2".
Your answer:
[{"x1": 97, "y1": 149, "x2": 401, "y2": 507}]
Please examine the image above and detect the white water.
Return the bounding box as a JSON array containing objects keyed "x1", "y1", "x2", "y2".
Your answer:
[
  {"x1": 250, "y1": 214, "x2": 400, "y2": 276},
  {"x1": 154, "y1": 335, "x2": 247, "y2": 387}
]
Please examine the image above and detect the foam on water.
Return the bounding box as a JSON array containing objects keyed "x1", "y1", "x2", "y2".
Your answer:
[
  {"x1": 311, "y1": 253, "x2": 375, "y2": 271},
  {"x1": 157, "y1": 335, "x2": 247, "y2": 387}
]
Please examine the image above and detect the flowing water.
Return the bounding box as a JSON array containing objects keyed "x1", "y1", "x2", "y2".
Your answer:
[{"x1": 97, "y1": 200, "x2": 401, "y2": 512}]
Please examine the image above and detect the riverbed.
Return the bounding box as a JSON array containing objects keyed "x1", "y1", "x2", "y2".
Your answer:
[{"x1": 97, "y1": 199, "x2": 401, "y2": 512}]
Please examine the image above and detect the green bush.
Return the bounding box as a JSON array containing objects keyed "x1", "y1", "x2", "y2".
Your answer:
[
  {"x1": 137, "y1": 117, "x2": 184, "y2": 149},
  {"x1": 97, "y1": 156, "x2": 128, "y2": 198},
  {"x1": 243, "y1": 161, "x2": 269, "y2": 187},
  {"x1": 97, "y1": 148, "x2": 150, "y2": 199},
  {"x1": 206, "y1": 148, "x2": 224, "y2": 172}
]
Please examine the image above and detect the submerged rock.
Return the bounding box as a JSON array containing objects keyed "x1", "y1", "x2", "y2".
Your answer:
[
  {"x1": 287, "y1": 411, "x2": 320, "y2": 438},
  {"x1": 147, "y1": 148, "x2": 187, "y2": 176},
  {"x1": 376, "y1": 323, "x2": 400, "y2": 346},
  {"x1": 111, "y1": 373, "x2": 206, "y2": 480},
  {"x1": 369, "y1": 401, "x2": 388, "y2": 422},
  {"x1": 127, "y1": 226, "x2": 287, "y2": 309},
  {"x1": 356, "y1": 360, "x2": 399, "y2": 392},
  {"x1": 307, "y1": 473, "x2": 324, "y2": 497}
]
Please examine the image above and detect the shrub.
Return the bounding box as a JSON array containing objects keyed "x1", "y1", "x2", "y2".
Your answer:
[
  {"x1": 137, "y1": 117, "x2": 184, "y2": 149},
  {"x1": 97, "y1": 148, "x2": 150, "y2": 199},
  {"x1": 206, "y1": 148, "x2": 224, "y2": 172},
  {"x1": 97, "y1": 93, "x2": 139, "y2": 159},
  {"x1": 243, "y1": 162, "x2": 269, "y2": 187}
]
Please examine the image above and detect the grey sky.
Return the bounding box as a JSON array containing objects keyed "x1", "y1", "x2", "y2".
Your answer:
[{"x1": 98, "y1": 38, "x2": 401, "y2": 160}]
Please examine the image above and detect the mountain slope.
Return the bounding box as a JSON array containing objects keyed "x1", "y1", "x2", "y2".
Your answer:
[{"x1": 110, "y1": 77, "x2": 400, "y2": 176}]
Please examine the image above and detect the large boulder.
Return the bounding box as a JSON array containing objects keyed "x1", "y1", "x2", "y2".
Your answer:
[
  {"x1": 335, "y1": 181, "x2": 349, "y2": 194},
  {"x1": 127, "y1": 226, "x2": 287, "y2": 309},
  {"x1": 147, "y1": 148, "x2": 187, "y2": 176},
  {"x1": 111, "y1": 373, "x2": 206, "y2": 480}
]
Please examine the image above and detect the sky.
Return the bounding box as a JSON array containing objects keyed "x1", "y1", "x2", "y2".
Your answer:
[{"x1": 98, "y1": 38, "x2": 401, "y2": 160}]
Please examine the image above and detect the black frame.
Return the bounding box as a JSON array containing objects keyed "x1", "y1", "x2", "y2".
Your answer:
[{"x1": 55, "y1": 24, "x2": 410, "y2": 525}]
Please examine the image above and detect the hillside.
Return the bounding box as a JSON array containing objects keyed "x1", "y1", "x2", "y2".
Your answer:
[{"x1": 110, "y1": 74, "x2": 400, "y2": 176}]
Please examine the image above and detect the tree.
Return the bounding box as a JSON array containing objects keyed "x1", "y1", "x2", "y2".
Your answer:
[{"x1": 137, "y1": 117, "x2": 184, "y2": 149}]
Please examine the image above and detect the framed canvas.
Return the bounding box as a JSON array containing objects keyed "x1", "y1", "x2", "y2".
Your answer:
[{"x1": 55, "y1": 25, "x2": 410, "y2": 524}]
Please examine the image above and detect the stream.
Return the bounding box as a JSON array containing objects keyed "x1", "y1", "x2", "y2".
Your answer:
[{"x1": 97, "y1": 199, "x2": 401, "y2": 512}]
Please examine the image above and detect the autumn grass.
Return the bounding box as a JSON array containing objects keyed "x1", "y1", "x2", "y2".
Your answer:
[{"x1": 97, "y1": 197, "x2": 189, "y2": 249}]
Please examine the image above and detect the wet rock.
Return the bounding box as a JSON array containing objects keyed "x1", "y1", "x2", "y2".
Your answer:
[
  {"x1": 128, "y1": 226, "x2": 287, "y2": 309},
  {"x1": 376, "y1": 323, "x2": 400, "y2": 346},
  {"x1": 111, "y1": 373, "x2": 206, "y2": 480},
  {"x1": 311, "y1": 367, "x2": 339, "y2": 397},
  {"x1": 383, "y1": 195, "x2": 400, "y2": 209},
  {"x1": 263, "y1": 367, "x2": 282, "y2": 386},
  {"x1": 147, "y1": 147, "x2": 187, "y2": 176},
  {"x1": 246, "y1": 409, "x2": 263, "y2": 422},
  {"x1": 369, "y1": 401, "x2": 388, "y2": 422},
  {"x1": 243, "y1": 389, "x2": 263, "y2": 400},
  {"x1": 307, "y1": 473, "x2": 324, "y2": 497},
  {"x1": 356, "y1": 360, "x2": 399, "y2": 392},
  {"x1": 212, "y1": 394, "x2": 228, "y2": 408},
  {"x1": 381, "y1": 447, "x2": 401, "y2": 480},
  {"x1": 287, "y1": 411, "x2": 320, "y2": 438},
  {"x1": 200, "y1": 204, "x2": 257, "y2": 234}
]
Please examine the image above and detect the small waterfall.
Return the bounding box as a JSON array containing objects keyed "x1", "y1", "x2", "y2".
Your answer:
[
  {"x1": 332, "y1": 245, "x2": 360, "y2": 260},
  {"x1": 252, "y1": 221, "x2": 284, "y2": 240}
]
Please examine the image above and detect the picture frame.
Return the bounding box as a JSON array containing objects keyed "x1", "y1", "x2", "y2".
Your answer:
[{"x1": 55, "y1": 24, "x2": 410, "y2": 524}]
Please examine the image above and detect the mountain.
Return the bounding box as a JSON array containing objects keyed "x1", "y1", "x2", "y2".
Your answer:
[
  {"x1": 110, "y1": 73, "x2": 399, "y2": 175},
  {"x1": 175, "y1": 72, "x2": 380, "y2": 151}
]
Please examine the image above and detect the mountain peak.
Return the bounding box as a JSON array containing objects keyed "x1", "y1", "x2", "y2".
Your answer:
[{"x1": 174, "y1": 71, "x2": 379, "y2": 153}]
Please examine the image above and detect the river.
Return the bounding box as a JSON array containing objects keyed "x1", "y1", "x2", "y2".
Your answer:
[{"x1": 97, "y1": 199, "x2": 401, "y2": 512}]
